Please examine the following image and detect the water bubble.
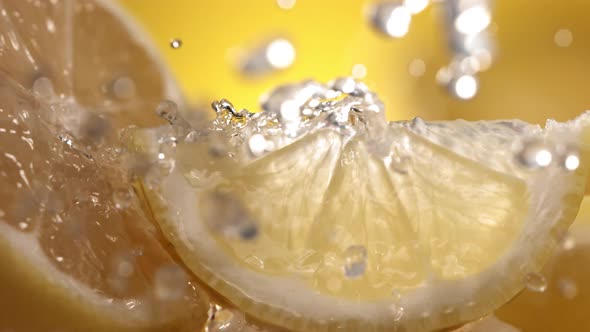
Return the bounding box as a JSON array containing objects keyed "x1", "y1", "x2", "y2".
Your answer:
[
  {"x1": 343, "y1": 245, "x2": 368, "y2": 279},
  {"x1": 524, "y1": 272, "x2": 547, "y2": 293},
  {"x1": 558, "y1": 278, "x2": 578, "y2": 299},
  {"x1": 112, "y1": 76, "x2": 136, "y2": 100},
  {"x1": 112, "y1": 188, "x2": 133, "y2": 209},
  {"x1": 55, "y1": 256, "x2": 64, "y2": 263},
  {"x1": 80, "y1": 113, "x2": 112, "y2": 143},
  {"x1": 170, "y1": 39, "x2": 182, "y2": 49},
  {"x1": 516, "y1": 140, "x2": 553, "y2": 169},
  {"x1": 32, "y1": 76, "x2": 55, "y2": 98},
  {"x1": 154, "y1": 265, "x2": 188, "y2": 301},
  {"x1": 18, "y1": 222, "x2": 29, "y2": 230},
  {"x1": 369, "y1": 2, "x2": 412, "y2": 39}
]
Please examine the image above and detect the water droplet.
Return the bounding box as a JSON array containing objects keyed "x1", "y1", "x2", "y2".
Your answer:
[
  {"x1": 454, "y1": 5, "x2": 491, "y2": 35},
  {"x1": 248, "y1": 134, "x2": 266, "y2": 157},
  {"x1": 112, "y1": 76, "x2": 136, "y2": 100},
  {"x1": 369, "y1": 2, "x2": 412, "y2": 38},
  {"x1": 516, "y1": 140, "x2": 553, "y2": 169},
  {"x1": 524, "y1": 272, "x2": 547, "y2": 292},
  {"x1": 112, "y1": 188, "x2": 133, "y2": 209},
  {"x1": 265, "y1": 38, "x2": 296, "y2": 69},
  {"x1": 343, "y1": 245, "x2": 367, "y2": 279},
  {"x1": 562, "y1": 232, "x2": 576, "y2": 250},
  {"x1": 238, "y1": 38, "x2": 296, "y2": 76},
  {"x1": 330, "y1": 77, "x2": 357, "y2": 94},
  {"x1": 558, "y1": 278, "x2": 578, "y2": 299},
  {"x1": 352, "y1": 64, "x2": 367, "y2": 79},
  {"x1": 155, "y1": 100, "x2": 179, "y2": 125},
  {"x1": 277, "y1": 0, "x2": 296, "y2": 10},
  {"x1": 18, "y1": 222, "x2": 28, "y2": 230},
  {"x1": 154, "y1": 265, "x2": 187, "y2": 301},
  {"x1": 32, "y1": 76, "x2": 54, "y2": 98},
  {"x1": 404, "y1": 0, "x2": 429, "y2": 14},
  {"x1": 55, "y1": 256, "x2": 64, "y2": 263},
  {"x1": 170, "y1": 39, "x2": 182, "y2": 49},
  {"x1": 451, "y1": 74, "x2": 478, "y2": 100},
  {"x1": 408, "y1": 58, "x2": 426, "y2": 77},
  {"x1": 554, "y1": 28, "x2": 573, "y2": 48},
  {"x1": 563, "y1": 151, "x2": 580, "y2": 171}
]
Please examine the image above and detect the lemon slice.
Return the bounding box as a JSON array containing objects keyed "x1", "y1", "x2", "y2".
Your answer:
[
  {"x1": 139, "y1": 79, "x2": 589, "y2": 332},
  {"x1": 0, "y1": 0, "x2": 208, "y2": 331}
]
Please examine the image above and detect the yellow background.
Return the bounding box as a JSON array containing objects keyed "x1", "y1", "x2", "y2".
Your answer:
[{"x1": 119, "y1": 0, "x2": 590, "y2": 124}]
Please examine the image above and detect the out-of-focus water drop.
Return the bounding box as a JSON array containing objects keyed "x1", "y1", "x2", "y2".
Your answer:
[
  {"x1": 408, "y1": 58, "x2": 426, "y2": 77},
  {"x1": 112, "y1": 188, "x2": 133, "y2": 210},
  {"x1": 454, "y1": 5, "x2": 491, "y2": 35},
  {"x1": 516, "y1": 140, "x2": 553, "y2": 169},
  {"x1": 112, "y1": 76, "x2": 136, "y2": 100},
  {"x1": 404, "y1": 0, "x2": 429, "y2": 14},
  {"x1": 32, "y1": 76, "x2": 55, "y2": 98},
  {"x1": 170, "y1": 38, "x2": 182, "y2": 49},
  {"x1": 524, "y1": 272, "x2": 548, "y2": 293},
  {"x1": 276, "y1": 0, "x2": 296, "y2": 10},
  {"x1": 352, "y1": 64, "x2": 367, "y2": 79},
  {"x1": 154, "y1": 265, "x2": 187, "y2": 301},
  {"x1": 248, "y1": 134, "x2": 267, "y2": 157},
  {"x1": 554, "y1": 28, "x2": 573, "y2": 48},
  {"x1": 343, "y1": 245, "x2": 368, "y2": 279},
  {"x1": 238, "y1": 37, "x2": 296, "y2": 77},
  {"x1": 155, "y1": 100, "x2": 179, "y2": 125},
  {"x1": 451, "y1": 74, "x2": 478, "y2": 100},
  {"x1": 369, "y1": 2, "x2": 412, "y2": 38},
  {"x1": 558, "y1": 278, "x2": 578, "y2": 300}
]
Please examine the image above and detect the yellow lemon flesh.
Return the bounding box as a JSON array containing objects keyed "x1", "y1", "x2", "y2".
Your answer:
[
  {"x1": 0, "y1": 0, "x2": 208, "y2": 331},
  {"x1": 139, "y1": 80, "x2": 589, "y2": 332}
]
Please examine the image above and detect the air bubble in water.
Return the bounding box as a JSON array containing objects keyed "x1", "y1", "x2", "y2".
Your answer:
[
  {"x1": 170, "y1": 39, "x2": 182, "y2": 49},
  {"x1": 32, "y1": 76, "x2": 55, "y2": 98},
  {"x1": 154, "y1": 265, "x2": 187, "y2": 301},
  {"x1": 343, "y1": 245, "x2": 367, "y2": 279},
  {"x1": 524, "y1": 272, "x2": 547, "y2": 293},
  {"x1": 558, "y1": 278, "x2": 578, "y2": 299},
  {"x1": 112, "y1": 76, "x2": 136, "y2": 100}
]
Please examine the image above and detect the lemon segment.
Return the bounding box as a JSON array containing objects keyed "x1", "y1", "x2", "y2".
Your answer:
[{"x1": 140, "y1": 80, "x2": 590, "y2": 332}]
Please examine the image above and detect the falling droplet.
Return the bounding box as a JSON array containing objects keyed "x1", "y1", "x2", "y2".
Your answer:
[
  {"x1": 516, "y1": 140, "x2": 554, "y2": 169},
  {"x1": 238, "y1": 38, "x2": 296, "y2": 77},
  {"x1": 112, "y1": 188, "x2": 133, "y2": 210},
  {"x1": 170, "y1": 38, "x2": 182, "y2": 49},
  {"x1": 112, "y1": 76, "x2": 136, "y2": 100},
  {"x1": 450, "y1": 74, "x2": 478, "y2": 100},
  {"x1": 558, "y1": 278, "x2": 578, "y2": 299},
  {"x1": 343, "y1": 245, "x2": 368, "y2": 279},
  {"x1": 154, "y1": 265, "x2": 188, "y2": 301},
  {"x1": 277, "y1": 0, "x2": 296, "y2": 10},
  {"x1": 562, "y1": 150, "x2": 580, "y2": 171},
  {"x1": 524, "y1": 272, "x2": 547, "y2": 293},
  {"x1": 330, "y1": 77, "x2": 357, "y2": 94},
  {"x1": 369, "y1": 2, "x2": 412, "y2": 38}
]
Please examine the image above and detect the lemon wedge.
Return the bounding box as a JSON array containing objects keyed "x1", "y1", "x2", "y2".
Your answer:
[
  {"x1": 138, "y1": 79, "x2": 590, "y2": 332},
  {"x1": 0, "y1": 0, "x2": 208, "y2": 331}
]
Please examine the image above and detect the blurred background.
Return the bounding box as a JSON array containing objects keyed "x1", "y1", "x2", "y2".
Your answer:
[
  {"x1": 117, "y1": 1, "x2": 590, "y2": 331},
  {"x1": 119, "y1": 0, "x2": 590, "y2": 124}
]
